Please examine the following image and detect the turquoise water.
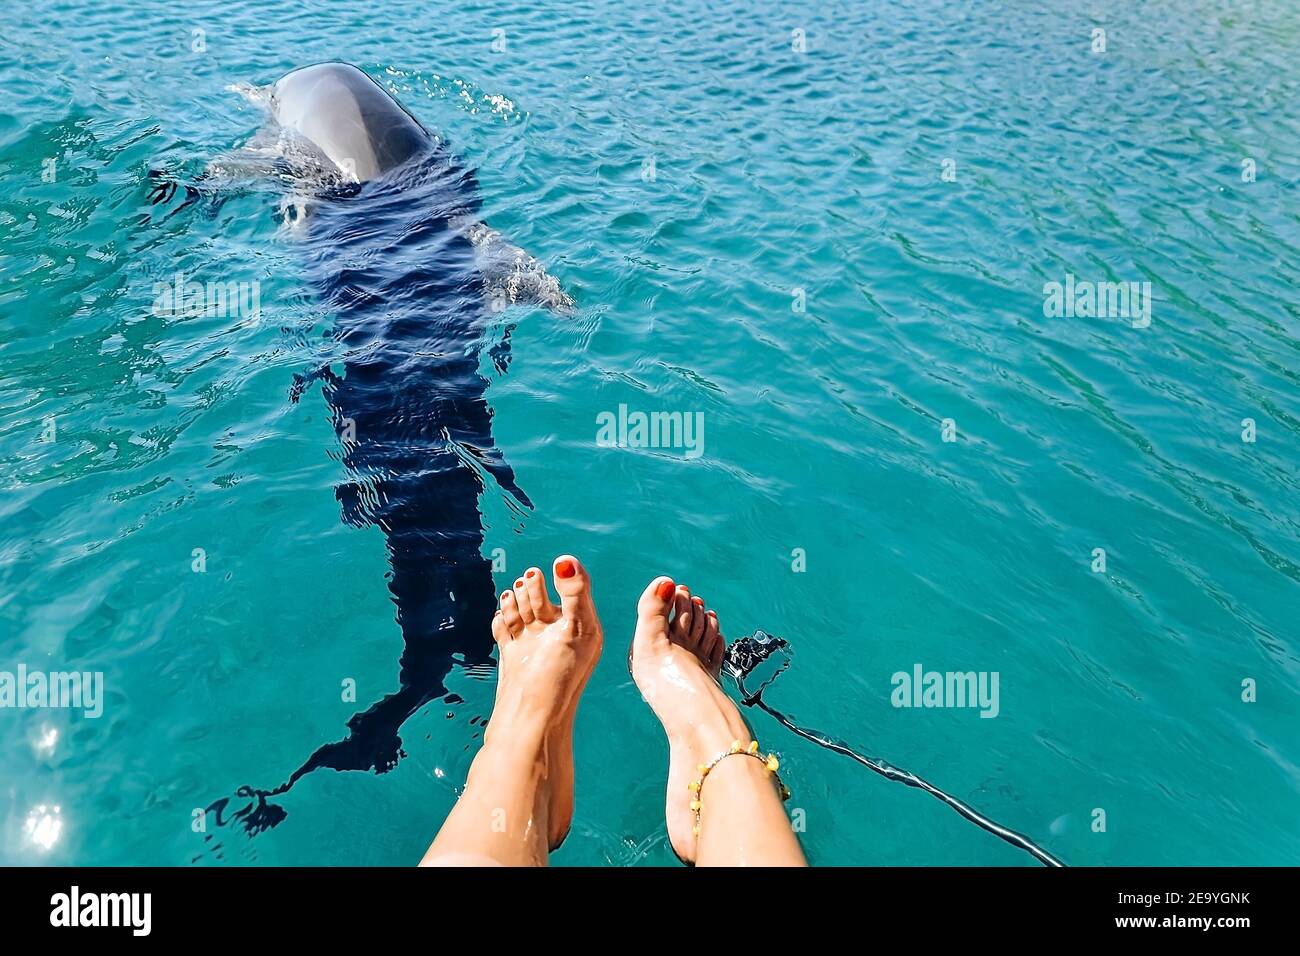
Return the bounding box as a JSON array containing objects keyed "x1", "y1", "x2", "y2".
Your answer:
[{"x1": 3, "y1": 0, "x2": 1299, "y2": 866}]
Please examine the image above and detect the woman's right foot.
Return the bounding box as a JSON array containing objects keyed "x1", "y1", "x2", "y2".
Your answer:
[{"x1": 629, "y1": 576, "x2": 752, "y2": 863}]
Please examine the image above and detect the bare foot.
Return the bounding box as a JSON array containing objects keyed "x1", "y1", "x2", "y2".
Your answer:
[
  {"x1": 491, "y1": 555, "x2": 602, "y2": 849},
  {"x1": 629, "y1": 577, "x2": 751, "y2": 863}
]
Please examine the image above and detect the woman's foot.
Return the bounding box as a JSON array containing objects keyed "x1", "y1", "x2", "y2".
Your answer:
[
  {"x1": 629, "y1": 577, "x2": 751, "y2": 863},
  {"x1": 491, "y1": 555, "x2": 603, "y2": 850}
]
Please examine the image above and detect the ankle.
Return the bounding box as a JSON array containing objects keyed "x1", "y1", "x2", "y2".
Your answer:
[
  {"x1": 685, "y1": 699, "x2": 752, "y2": 757},
  {"x1": 483, "y1": 699, "x2": 550, "y2": 755}
]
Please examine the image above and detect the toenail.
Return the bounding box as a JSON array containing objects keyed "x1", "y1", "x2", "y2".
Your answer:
[
  {"x1": 514, "y1": 579, "x2": 523, "y2": 588},
  {"x1": 556, "y1": 559, "x2": 576, "y2": 578},
  {"x1": 501, "y1": 592, "x2": 510, "y2": 602},
  {"x1": 526, "y1": 569, "x2": 536, "y2": 578},
  {"x1": 656, "y1": 580, "x2": 676, "y2": 601},
  {"x1": 693, "y1": 596, "x2": 704, "y2": 606}
]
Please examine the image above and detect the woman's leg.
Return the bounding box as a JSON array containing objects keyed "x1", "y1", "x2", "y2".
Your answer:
[
  {"x1": 630, "y1": 577, "x2": 807, "y2": 866},
  {"x1": 420, "y1": 556, "x2": 603, "y2": 866}
]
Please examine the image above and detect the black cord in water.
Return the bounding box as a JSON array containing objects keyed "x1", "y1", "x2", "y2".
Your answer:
[{"x1": 726, "y1": 631, "x2": 1065, "y2": 868}]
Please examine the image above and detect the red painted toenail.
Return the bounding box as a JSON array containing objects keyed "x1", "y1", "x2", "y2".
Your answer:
[
  {"x1": 693, "y1": 596, "x2": 704, "y2": 606},
  {"x1": 656, "y1": 580, "x2": 676, "y2": 601},
  {"x1": 501, "y1": 592, "x2": 510, "y2": 602},
  {"x1": 514, "y1": 579, "x2": 523, "y2": 588},
  {"x1": 526, "y1": 569, "x2": 536, "y2": 578},
  {"x1": 556, "y1": 559, "x2": 576, "y2": 578}
]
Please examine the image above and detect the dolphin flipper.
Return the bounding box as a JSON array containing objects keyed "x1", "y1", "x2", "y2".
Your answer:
[{"x1": 462, "y1": 221, "x2": 575, "y2": 314}]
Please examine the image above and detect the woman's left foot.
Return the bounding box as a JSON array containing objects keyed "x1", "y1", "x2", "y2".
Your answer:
[{"x1": 491, "y1": 555, "x2": 603, "y2": 849}]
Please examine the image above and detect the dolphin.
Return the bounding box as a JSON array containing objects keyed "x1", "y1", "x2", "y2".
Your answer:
[{"x1": 197, "y1": 63, "x2": 570, "y2": 835}]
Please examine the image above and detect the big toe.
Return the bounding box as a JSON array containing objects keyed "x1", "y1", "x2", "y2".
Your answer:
[
  {"x1": 552, "y1": 555, "x2": 598, "y2": 626},
  {"x1": 634, "y1": 576, "x2": 676, "y2": 646}
]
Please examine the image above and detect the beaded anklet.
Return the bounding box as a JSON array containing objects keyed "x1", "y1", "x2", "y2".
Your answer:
[{"x1": 687, "y1": 739, "x2": 792, "y2": 837}]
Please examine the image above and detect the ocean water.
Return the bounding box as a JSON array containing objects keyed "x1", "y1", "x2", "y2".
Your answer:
[{"x1": 2, "y1": 0, "x2": 1298, "y2": 866}]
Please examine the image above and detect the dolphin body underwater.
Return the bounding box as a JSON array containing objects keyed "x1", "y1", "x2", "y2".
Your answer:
[{"x1": 195, "y1": 63, "x2": 571, "y2": 835}]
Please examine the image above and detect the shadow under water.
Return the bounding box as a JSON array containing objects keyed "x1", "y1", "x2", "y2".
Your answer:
[{"x1": 202, "y1": 147, "x2": 532, "y2": 838}]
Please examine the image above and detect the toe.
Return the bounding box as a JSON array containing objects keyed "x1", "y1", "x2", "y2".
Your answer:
[
  {"x1": 500, "y1": 590, "x2": 525, "y2": 636},
  {"x1": 523, "y1": 567, "x2": 559, "y2": 624},
  {"x1": 701, "y1": 634, "x2": 720, "y2": 673},
  {"x1": 491, "y1": 610, "x2": 509, "y2": 645},
  {"x1": 671, "y1": 587, "x2": 698, "y2": 648},
  {"x1": 636, "y1": 575, "x2": 677, "y2": 625},
  {"x1": 688, "y1": 595, "x2": 708, "y2": 644},
  {"x1": 511, "y1": 577, "x2": 535, "y2": 625},
  {"x1": 702, "y1": 611, "x2": 724, "y2": 675},
  {"x1": 703, "y1": 608, "x2": 721, "y2": 647},
  {"x1": 551, "y1": 554, "x2": 594, "y2": 621}
]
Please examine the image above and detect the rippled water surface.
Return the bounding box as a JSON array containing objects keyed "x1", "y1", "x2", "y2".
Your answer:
[{"x1": 2, "y1": 0, "x2": 1299, "y2": 865}]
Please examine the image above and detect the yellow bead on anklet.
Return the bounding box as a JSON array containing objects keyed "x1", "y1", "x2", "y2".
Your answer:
[{"x1": 686, "y1": 739, "x2": 791, "y2": 843}]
